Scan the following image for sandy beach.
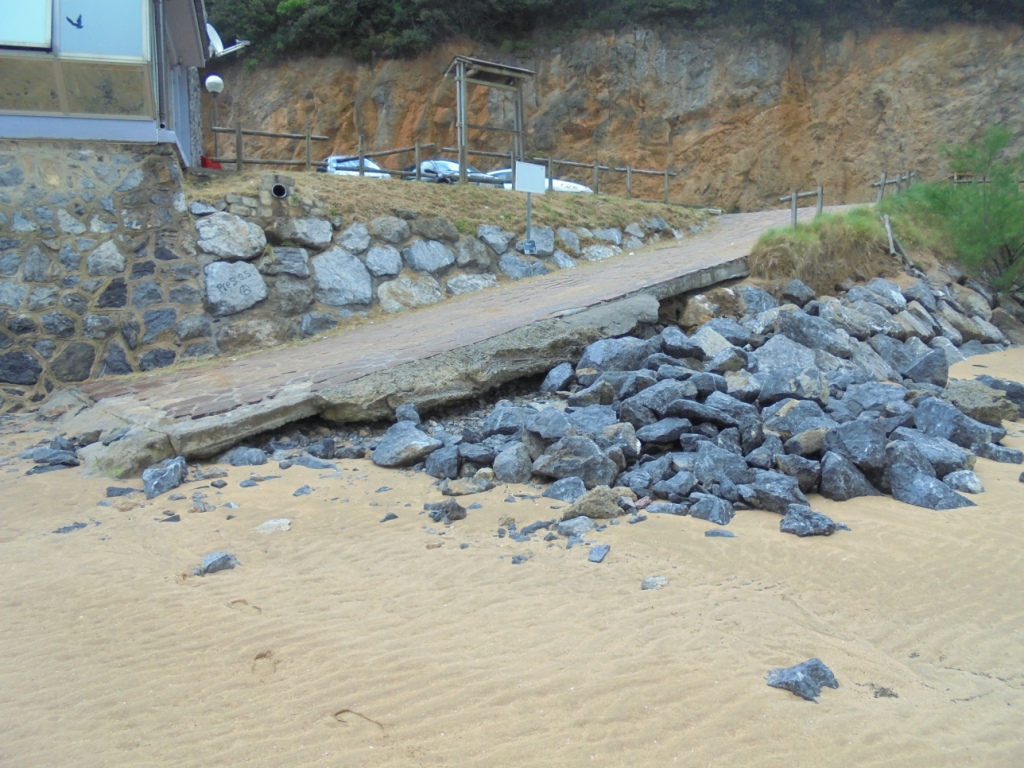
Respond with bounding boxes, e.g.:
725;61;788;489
0;350;1022;767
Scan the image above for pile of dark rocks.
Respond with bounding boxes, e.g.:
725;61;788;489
346;274;1024;535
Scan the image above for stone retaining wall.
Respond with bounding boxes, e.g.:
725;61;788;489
0;141;686;412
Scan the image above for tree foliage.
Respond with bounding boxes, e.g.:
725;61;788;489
883;127;1024;292
206;0;1024;61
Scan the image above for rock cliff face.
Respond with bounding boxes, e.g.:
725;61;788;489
210;23;1024;211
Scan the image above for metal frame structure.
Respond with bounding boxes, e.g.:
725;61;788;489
443;55;534;184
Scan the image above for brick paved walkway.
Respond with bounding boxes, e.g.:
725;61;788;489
79;207;821;428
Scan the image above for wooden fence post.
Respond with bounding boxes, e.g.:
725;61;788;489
790;190;798;228
663;167;670;204
593;161;600;195
816;185;824;217
235;121;244;172
626;164;633;199
876;171;887;204
414;142;421;181
304;123;312;172
358;136;365;177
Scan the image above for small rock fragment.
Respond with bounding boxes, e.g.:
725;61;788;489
198;551;241;575
641;576;668;590
254;518;291;533
766;658;839;702
588;544;610;563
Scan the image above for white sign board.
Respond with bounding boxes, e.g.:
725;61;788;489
514;161;547;194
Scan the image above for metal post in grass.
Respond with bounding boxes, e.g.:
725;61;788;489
235;121;243;172
664;167;670;204
790;190;798;228
414;142;421;181
816;185;824;217
304;123;312;172
593;160;600;195
358;136;365;177
626;164;633;199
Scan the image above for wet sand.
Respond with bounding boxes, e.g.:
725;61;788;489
0;350;1022;767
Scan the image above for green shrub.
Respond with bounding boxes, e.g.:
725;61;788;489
880;126;1024;292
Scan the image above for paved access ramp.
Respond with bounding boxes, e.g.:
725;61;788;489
64;207;820;476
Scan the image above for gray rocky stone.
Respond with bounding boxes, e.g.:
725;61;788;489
766;658;838;702
914;397;1005;449
780;279;815;306
269;277;314;316
780;505;842;536
369;216;410;244
454;236;491;268
494;443;534;484
222;446;268;466
562;485;634;520
580;244;620;262
143;456;188;499
300;311;337;338
411;216;459;242
260;246;310;277
689;494;735;525
557;227;580;256
339;222;371;253
477;224;515;254
446;273;498;295
943;470;984;494
86;241;126;276
204;261;268;316
140;349;176;371
593;227;623;245
142;308;177;343
0;351;43;384
972;442;1024;464
540;362;575;393
425;444;460;480
775;308;851;358
517;225;555;257
819;451;882;501
313;248;373;305
890;427;976;478
865;278;908;312
196;212;267;259
902;348;949;387
532;436;618;489
266;217;331;250
944;378;1020;425
499;252;548;279
822;420;888;474
775;454;821;494
544;476;588;503
371;421;443;467
557;515;597;537
378;273;443;313
360;244;404;278
891;470;976;509
403;239;455;273
49;342;95;382
199;551;241;575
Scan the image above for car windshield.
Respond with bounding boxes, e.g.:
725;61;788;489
430;160;483;174
330;157;382;171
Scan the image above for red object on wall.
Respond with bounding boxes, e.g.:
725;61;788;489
200;155;223;170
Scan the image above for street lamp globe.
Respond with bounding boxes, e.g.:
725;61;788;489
204;74;224;94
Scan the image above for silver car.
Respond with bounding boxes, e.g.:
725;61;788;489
321;156;392;179
486;168;593;194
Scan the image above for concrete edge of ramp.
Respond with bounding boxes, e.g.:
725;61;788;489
62;292;662;478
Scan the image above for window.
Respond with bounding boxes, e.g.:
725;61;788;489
0;0;52;49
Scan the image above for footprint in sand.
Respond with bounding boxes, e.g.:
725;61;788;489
251;650;277;679
228;598;262;615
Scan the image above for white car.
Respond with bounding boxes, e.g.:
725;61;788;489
321;156;392;179
486;168;593;194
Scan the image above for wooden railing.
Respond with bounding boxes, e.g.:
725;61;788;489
207;124;689;203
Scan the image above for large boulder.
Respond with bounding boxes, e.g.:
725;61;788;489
196;212;267;260
914;397;1006;449
890;471;976;510
532;436;619;489
371;422;443;467
265;217;332;250
403;239;455;273
377;273;443;313
312;248;373;306
819;451;882;501
204;261;268;316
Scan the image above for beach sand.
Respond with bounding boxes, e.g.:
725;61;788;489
0;350;1022;767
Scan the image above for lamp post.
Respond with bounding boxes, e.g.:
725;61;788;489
204;74;224;158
